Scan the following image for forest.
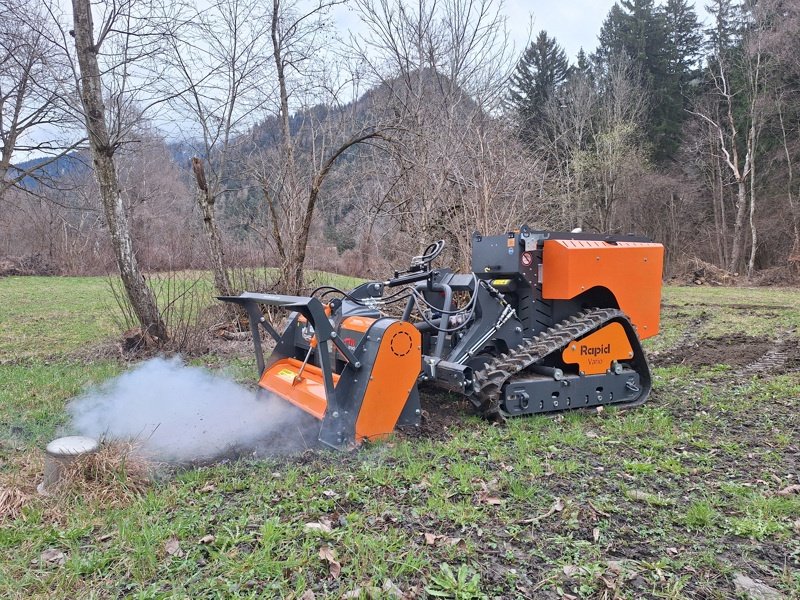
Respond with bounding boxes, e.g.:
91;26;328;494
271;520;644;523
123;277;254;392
2;0;800;332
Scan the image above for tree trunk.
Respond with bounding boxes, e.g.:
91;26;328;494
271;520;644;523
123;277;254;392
191;157;231;296
747;194;757;275
778;100;800;263
71;0;167;341
708;131;725;267
0;131;18;206
729;179;748;275
747;127;758;276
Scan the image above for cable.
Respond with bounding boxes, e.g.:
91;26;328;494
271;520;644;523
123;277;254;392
375;286;416;303
312;284;415;308
409;273;480;315
409;274;480;333
411;293;476;333
410;239;445;268
311;285;367;305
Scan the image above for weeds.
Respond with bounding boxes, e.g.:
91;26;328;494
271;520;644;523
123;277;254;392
0;441;152;527
426;563;486;599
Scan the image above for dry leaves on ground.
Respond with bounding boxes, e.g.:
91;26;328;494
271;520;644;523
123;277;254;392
164;537;183;557
776;484;800;496
319;545;341;579
39;548;66;567
304;517;333;533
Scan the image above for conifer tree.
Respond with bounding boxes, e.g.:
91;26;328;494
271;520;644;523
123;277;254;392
594;0;701;162
508;30;571;145
705;0;744;55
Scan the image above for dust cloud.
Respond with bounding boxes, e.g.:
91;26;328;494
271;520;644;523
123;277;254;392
66;357;319;463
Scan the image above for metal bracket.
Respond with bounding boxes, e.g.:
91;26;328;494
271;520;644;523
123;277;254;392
520;230;550;251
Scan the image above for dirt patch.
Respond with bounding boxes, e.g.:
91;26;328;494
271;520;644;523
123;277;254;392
786;352;800;372
653;334;774;368
395;389;474;442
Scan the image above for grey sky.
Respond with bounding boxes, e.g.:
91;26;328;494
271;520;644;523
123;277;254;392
504;1;713;60
335;1;713;62
21;0;714;161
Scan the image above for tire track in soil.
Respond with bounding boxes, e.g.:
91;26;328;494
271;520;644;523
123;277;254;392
739;330;798;376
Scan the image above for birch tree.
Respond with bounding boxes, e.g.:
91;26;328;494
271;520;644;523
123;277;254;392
70;0;167;341
245;0;393;294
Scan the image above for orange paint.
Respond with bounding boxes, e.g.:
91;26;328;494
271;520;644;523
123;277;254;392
561;322;633;375
355;321;421;442
258;358;339;419
542;240;663;339
340;316;376;333
258;321;421;444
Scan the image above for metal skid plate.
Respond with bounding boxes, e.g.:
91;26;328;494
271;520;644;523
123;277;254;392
501;369;642;416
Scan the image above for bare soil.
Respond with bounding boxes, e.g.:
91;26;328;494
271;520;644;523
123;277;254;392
653;333;775;368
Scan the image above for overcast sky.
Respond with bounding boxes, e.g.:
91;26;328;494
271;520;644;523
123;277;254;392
335;0;713;62
20;0;715;161
519;1;713;60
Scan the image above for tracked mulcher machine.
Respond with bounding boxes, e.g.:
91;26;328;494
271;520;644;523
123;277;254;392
221;226;663;450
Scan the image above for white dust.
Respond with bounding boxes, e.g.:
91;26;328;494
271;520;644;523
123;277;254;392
66;357;315;463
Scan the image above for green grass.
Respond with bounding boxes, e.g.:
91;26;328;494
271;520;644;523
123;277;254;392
0;271;363;361
0;276;119;360
0;361;122;461
1;279;799;598
657;285;800;339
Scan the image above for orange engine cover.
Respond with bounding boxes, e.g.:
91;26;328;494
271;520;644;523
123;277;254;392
541;239;663;339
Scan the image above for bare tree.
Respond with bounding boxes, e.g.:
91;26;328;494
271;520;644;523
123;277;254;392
241;0;394;294
0;0;79;206
690;60;751;274
689;7;769;278
345;0;539;270
538;69;597;230
70;0;167;340
539;53;649;234
761;0;800;268
161;0;275;296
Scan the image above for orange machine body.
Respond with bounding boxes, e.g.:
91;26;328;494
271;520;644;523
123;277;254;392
353;321;421;442
259;358;338;420
259;320;421;444
541;240;664;339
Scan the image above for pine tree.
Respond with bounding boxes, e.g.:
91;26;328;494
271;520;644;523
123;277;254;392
705;0;744;56
663;0;703;78
593;0;701;162
573;48;594;84
658;0;703;158
508;30;571;144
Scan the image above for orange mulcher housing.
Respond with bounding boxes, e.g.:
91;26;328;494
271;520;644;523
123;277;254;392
221;226;664;450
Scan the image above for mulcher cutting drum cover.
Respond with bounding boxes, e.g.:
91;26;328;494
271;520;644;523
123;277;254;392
221;226;664;450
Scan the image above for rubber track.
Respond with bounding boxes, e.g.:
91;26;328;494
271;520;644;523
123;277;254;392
471;308;628;417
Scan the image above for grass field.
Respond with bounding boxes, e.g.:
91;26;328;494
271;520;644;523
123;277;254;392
0;276;799;599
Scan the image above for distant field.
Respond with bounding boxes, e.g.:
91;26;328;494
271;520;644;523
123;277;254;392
0;270;363;361
0;276;798;598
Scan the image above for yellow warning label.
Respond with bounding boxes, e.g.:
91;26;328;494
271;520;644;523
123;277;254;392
276;368;295;382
